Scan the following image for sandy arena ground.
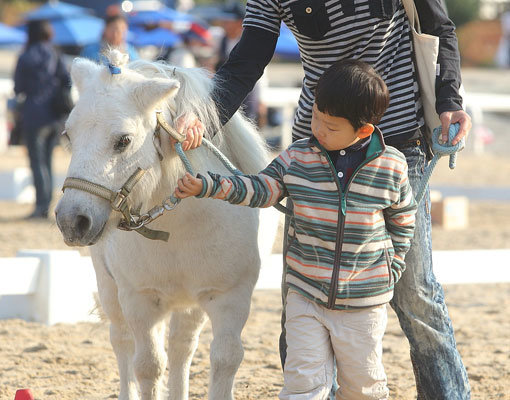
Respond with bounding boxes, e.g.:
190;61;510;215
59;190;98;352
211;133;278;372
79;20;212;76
0;142;509;399
1;36;510;398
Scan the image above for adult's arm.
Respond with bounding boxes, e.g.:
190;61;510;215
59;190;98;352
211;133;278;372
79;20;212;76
212;26;278;126
415;0;463;115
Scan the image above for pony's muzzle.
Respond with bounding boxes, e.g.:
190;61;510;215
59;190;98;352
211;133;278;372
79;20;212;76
55;202;107;246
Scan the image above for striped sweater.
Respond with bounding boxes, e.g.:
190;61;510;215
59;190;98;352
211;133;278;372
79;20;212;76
198;129;417;309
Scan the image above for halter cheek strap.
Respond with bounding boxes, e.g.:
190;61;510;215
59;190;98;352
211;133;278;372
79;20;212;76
155;111;187;143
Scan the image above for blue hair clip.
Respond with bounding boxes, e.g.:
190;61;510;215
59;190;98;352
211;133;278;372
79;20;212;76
108;63;121;75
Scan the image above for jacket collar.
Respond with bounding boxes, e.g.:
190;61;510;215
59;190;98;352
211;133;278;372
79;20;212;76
307;126;386;159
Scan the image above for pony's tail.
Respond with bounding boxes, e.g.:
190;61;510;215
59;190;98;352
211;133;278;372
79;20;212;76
220;112;270;174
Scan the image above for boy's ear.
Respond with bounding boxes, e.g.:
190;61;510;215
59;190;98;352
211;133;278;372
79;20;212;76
357;123;374;139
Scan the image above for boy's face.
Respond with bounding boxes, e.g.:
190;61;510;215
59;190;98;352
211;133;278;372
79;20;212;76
311;104;361;151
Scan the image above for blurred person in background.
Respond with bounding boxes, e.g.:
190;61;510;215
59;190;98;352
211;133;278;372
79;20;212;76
13;19;71;219
161;22;216;70
215;2;267;128
80;14;138;63
495;9;510;68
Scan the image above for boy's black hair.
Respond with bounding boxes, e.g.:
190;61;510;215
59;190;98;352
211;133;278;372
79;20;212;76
315;59;390;130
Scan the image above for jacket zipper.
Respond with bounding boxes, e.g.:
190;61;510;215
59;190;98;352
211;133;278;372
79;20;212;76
321;151;346;309
322;147;382;309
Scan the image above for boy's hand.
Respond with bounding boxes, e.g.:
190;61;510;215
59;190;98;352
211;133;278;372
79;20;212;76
174;172;203;198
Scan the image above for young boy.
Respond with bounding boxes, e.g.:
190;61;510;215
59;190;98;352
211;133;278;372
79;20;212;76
175;59;417;400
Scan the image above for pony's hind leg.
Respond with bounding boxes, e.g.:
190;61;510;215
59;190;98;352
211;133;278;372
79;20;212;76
120;290;168;400
200;285;254;400
93;259;138;400
167;308;208;399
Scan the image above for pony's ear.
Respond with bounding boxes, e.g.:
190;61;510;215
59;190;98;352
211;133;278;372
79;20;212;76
132;78;181;111
71;57;101;92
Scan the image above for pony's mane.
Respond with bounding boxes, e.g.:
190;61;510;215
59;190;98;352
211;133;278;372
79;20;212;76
126;58;223;143
100;50;268;179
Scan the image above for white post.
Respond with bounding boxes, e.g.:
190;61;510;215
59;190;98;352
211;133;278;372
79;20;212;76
15;250;98;325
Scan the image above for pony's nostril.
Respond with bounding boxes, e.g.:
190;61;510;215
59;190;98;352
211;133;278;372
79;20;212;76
75;214;91;238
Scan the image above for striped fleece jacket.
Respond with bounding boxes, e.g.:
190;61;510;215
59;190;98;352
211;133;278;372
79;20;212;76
197;129;417;310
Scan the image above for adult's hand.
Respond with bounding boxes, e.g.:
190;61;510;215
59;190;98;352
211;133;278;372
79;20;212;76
174;113;205;151
439;110;472;146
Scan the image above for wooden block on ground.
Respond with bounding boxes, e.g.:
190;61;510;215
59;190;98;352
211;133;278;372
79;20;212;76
431;196;469;230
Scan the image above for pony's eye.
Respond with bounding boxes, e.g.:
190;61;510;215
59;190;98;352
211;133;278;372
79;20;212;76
114;135;131;152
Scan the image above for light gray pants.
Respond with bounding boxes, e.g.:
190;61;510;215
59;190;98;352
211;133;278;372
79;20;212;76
279;291;389;400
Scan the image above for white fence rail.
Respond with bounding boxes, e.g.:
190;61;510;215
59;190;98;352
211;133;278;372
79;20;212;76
1;248;509;325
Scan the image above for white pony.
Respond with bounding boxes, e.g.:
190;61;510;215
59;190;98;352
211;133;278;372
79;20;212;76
55;50;269;400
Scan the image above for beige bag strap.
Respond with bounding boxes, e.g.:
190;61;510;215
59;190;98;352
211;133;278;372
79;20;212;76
401;0;421;33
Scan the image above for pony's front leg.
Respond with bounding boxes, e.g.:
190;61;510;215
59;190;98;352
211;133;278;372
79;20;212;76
93;258;138;400
200;285;254;400
167;308;208;399
120;290;168;400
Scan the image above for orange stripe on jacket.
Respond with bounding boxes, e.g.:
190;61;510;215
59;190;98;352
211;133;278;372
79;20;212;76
365;163;403;174
287;255;333;271
294;211;337;223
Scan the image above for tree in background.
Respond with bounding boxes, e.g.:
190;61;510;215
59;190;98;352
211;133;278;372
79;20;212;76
445;0;480;28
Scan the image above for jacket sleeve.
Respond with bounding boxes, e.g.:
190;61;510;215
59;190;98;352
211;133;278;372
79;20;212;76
56;56;71;87
196;150;289;207
383;163;417;283
415;0;463;114
212;26;278;125
13;56;28;95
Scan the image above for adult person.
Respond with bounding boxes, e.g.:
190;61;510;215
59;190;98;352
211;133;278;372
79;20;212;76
14;19;71;219
178;1;472;398
161;22;216;70
80;14;138;63
215;2;267;128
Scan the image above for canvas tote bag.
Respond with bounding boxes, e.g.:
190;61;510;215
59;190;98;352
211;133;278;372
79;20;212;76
401;0;441;140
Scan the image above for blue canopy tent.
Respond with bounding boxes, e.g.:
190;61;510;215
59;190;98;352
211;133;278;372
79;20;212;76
50;15;104;46
128;26;181;48
20;2;103;47
127;7;207;48
275;24;300;60
0;23;26;46
24;1;93;21
128;7;193;26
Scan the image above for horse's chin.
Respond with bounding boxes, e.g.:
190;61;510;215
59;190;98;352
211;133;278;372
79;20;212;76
62;220;107;247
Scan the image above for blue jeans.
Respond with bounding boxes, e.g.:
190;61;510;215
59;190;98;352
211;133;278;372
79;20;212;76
24;121;60;214
279;143;470;399
389;143;470;399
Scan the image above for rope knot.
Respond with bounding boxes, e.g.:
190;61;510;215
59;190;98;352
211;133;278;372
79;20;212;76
431;123;464;169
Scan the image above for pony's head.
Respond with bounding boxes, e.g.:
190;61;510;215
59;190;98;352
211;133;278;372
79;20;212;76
55;50;219;246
